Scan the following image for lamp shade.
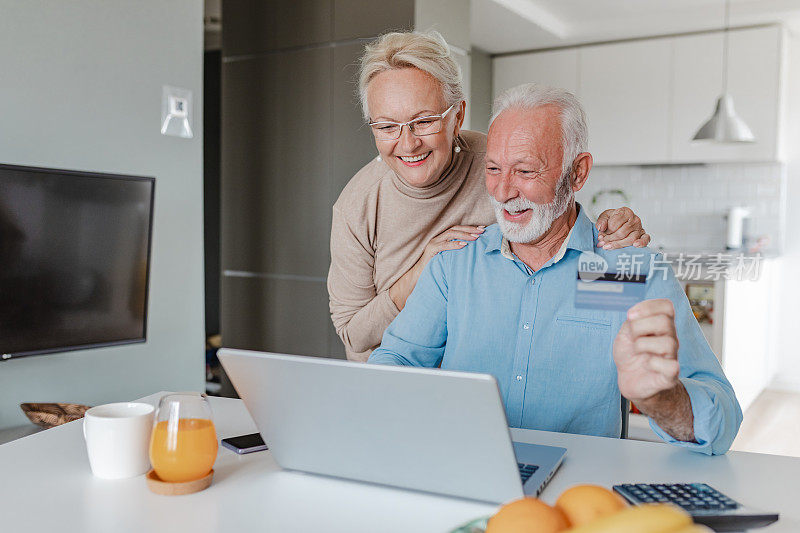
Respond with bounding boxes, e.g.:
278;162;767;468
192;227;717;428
692;94;755;143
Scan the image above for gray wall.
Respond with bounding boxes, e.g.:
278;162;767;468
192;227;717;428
221;0;414;358
470;47;493;133
416;0;472;128
0;1;206;429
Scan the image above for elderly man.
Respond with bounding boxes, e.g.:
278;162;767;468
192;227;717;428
368;84;742;455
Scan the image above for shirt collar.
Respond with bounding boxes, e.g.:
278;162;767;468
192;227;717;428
488;203;595;265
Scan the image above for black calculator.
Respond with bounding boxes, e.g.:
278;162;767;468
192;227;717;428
613;483;779;531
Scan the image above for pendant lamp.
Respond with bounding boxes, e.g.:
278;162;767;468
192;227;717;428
692;0;755;143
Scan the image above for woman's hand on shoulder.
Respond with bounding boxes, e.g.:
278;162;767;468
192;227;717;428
596;207;651;250
389;225;485;311
418;225;486;265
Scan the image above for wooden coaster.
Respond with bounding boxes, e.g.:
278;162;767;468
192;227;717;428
146;469;214;495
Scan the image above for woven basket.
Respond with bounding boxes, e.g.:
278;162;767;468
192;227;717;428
20;403;91;429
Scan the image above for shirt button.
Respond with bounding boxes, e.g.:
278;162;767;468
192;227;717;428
523;323;530;329
516;375;523;381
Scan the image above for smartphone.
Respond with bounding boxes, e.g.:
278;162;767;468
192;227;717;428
221;432;269;454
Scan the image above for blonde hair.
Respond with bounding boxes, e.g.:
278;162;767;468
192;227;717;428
358;30;464;120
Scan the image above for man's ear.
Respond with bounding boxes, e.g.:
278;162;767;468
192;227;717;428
571;152;593;192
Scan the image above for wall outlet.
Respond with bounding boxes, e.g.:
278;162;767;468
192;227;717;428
161;86;193;138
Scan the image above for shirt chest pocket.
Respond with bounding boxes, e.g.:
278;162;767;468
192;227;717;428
552;315;614;363
549;315;618;427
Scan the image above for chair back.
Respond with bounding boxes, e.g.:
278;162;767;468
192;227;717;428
620;396;630;439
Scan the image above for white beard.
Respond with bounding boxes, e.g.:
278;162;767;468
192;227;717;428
489;173;574;243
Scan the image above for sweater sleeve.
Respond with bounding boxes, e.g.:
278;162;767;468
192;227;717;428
327;205;400;361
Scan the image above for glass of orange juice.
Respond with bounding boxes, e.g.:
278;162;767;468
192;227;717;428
149;393;218;483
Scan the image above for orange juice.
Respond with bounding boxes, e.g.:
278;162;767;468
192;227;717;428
149;418;218;482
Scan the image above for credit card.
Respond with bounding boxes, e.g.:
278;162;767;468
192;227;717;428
575;272;647;312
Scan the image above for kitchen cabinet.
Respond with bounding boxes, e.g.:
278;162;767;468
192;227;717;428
491;25;784;165
671;26;782;163
629;259;775;443
577;38;672;165
493;48;578;98
718;259;776;413
678;259;776;414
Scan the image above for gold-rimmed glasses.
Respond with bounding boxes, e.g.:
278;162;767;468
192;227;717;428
368;103;457;141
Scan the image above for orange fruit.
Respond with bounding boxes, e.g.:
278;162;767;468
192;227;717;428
554;484;628;527
486;497;570;533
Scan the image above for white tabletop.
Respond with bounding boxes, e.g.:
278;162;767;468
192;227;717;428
1;392;797;532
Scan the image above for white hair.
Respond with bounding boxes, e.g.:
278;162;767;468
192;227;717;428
357;30;464;120
490;83;588;176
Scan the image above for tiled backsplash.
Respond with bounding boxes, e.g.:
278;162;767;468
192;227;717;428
576;163;785;252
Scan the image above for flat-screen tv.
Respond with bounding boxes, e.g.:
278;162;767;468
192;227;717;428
0;163;154;360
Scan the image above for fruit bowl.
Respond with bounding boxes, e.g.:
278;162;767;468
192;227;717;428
449;516;489;532
20;402;91;429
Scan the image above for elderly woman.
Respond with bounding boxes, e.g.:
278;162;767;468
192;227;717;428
328;31;649;362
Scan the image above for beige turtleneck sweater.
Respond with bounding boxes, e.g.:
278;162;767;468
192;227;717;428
328;131;496;361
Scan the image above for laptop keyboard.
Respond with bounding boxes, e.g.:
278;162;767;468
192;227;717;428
518;462;539;484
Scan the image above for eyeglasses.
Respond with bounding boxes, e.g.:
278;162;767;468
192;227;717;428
368;103;457;141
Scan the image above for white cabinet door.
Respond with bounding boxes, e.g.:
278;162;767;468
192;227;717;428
721;260;775;413
578;38;672;165
671;26;781;163
493;49;578;99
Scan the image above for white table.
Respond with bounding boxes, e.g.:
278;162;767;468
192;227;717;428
1;392;797;532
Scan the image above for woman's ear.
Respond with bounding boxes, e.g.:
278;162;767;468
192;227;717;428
453;100;467;135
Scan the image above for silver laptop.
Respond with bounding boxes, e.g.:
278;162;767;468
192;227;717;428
218;349;566;504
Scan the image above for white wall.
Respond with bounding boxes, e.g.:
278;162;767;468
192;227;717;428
576;163;784;253
771;30;800;391
0;0;205;428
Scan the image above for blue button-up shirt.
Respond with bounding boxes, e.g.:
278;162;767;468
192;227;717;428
369;207;742;455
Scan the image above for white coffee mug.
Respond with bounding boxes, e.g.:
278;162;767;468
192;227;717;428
83;402;155;479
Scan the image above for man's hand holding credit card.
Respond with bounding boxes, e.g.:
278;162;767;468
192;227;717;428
575;251;694;440
613;299;681;402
